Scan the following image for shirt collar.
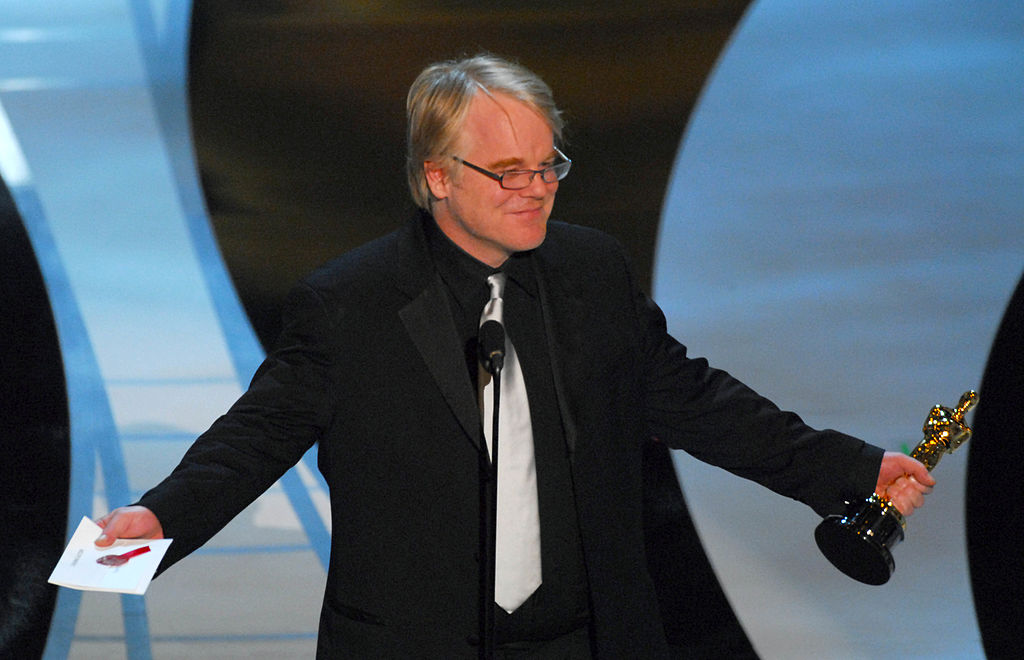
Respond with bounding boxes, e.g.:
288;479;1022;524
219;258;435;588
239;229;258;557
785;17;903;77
423;213;538;304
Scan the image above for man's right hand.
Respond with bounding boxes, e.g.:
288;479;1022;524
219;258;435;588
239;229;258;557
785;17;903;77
94;506;164;547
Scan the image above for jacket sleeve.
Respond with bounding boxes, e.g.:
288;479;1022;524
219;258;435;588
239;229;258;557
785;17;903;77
137;280;337;571
632;276;882;517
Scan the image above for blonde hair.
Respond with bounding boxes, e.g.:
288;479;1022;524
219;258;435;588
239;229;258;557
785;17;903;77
405;54;564;210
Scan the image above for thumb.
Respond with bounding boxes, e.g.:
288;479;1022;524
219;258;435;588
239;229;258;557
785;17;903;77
901;454;935;487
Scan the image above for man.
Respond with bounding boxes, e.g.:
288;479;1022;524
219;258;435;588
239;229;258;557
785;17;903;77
97;54;933;658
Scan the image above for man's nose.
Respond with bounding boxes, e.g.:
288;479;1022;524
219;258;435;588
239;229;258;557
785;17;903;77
523;171;556;197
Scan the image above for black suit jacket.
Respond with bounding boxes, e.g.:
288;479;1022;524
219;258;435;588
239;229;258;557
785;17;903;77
139;215;882;658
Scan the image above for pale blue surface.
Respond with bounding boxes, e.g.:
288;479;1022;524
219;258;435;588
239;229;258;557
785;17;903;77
0;1;328;657
655;1;1022;657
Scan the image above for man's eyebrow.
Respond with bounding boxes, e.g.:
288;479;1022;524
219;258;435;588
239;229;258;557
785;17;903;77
487;158;523;170
487;151;558;170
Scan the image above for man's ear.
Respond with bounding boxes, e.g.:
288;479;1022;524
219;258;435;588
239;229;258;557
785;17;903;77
424;160;450;201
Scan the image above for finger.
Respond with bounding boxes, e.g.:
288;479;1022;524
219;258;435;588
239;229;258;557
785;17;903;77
890;480;929;514
898;475;933;496
887;475;912;496
94;510;124;528
905;459;936;486
905;474;934;494
903;487;925;510
95;509;138;545
95;512;123;546
891;492;918;516
891;479;925;502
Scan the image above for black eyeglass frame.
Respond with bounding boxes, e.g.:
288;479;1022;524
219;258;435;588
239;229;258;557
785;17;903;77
451;147;572;190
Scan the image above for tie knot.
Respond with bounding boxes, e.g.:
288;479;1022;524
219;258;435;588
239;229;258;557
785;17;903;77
480;273;506;327
487;272;506;301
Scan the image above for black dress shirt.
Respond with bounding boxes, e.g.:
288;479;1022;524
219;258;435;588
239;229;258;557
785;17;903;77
424;217;591;649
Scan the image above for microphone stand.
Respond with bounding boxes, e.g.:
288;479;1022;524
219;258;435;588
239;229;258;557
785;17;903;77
479;362;500;660
477;319;504;660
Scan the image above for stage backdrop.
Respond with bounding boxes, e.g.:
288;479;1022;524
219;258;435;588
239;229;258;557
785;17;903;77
655;1;1023;658
1;0;1020;657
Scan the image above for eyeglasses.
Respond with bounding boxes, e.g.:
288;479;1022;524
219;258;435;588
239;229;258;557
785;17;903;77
451;147;572;190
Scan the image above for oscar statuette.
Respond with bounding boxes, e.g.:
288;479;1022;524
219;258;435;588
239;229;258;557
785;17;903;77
814;390;978;585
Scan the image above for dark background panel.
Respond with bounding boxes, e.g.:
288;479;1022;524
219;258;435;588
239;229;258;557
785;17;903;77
188;1;750;342
187;1;756;655
967;271;1024;660
0;179;69;659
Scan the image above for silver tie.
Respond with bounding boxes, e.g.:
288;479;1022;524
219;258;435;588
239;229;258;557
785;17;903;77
480;272;542;613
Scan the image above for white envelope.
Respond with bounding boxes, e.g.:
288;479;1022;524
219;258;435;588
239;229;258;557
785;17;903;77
48;516;172;595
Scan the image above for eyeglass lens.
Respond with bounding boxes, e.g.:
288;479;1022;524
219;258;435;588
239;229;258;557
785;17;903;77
501;161;571;189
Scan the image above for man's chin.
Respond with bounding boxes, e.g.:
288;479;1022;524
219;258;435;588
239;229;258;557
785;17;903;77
515;225;548;253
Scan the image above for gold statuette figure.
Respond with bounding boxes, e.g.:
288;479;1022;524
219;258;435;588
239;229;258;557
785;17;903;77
814;390;978;584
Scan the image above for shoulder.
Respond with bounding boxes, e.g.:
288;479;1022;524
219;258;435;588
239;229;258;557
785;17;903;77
532;221;646;331
543;220;625;256
538;220;634;281
302;229;401;294
276;225;408;335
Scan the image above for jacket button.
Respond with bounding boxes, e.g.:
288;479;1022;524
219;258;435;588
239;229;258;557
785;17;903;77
466;634;480;647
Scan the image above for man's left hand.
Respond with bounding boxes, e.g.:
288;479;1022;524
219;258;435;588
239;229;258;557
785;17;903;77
875;451;935;515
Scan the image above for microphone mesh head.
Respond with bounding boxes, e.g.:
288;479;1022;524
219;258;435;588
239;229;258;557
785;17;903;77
479;319;505;373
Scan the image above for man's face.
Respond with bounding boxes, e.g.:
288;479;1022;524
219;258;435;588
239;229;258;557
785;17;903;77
426;92;559;268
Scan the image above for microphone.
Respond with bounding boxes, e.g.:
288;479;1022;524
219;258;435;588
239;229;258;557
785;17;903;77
478;319;505;375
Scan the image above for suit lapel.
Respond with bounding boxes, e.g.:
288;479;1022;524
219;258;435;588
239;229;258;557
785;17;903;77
532;253;586;458
394;216;482;450
399;278;482;449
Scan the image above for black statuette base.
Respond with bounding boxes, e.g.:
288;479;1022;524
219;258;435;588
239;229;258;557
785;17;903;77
814;503;905;586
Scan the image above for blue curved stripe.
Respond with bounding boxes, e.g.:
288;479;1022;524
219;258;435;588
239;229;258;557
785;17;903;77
128;0;332;573
13;185;150;659
0;1;330;657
